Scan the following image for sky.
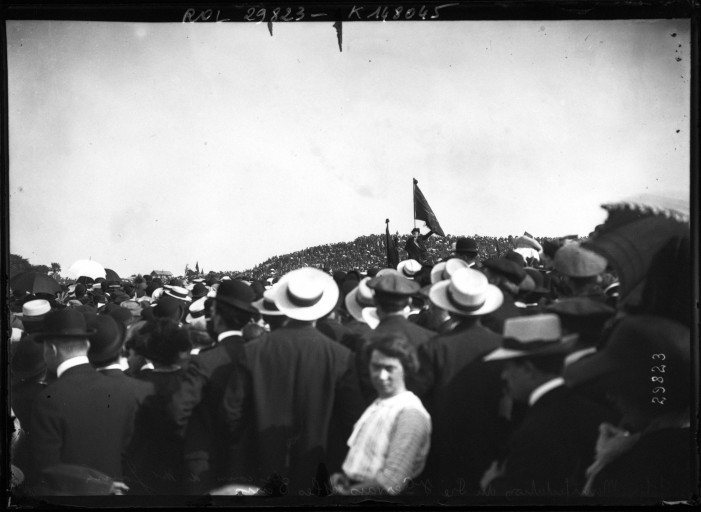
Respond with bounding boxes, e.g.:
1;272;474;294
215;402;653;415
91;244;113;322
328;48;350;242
7;18;691;277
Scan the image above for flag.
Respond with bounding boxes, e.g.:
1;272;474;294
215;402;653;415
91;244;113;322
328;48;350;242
385;219;399;269
195;261;199;273
413;178;445;237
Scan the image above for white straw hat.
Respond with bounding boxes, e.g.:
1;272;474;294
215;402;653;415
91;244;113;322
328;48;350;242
429;267;503;317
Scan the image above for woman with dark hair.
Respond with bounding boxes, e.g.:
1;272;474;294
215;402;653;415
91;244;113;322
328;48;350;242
331;333;431;496
126;319;192;495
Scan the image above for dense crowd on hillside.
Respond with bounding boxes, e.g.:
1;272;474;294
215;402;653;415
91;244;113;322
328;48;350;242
242;233;558;281
7;197;694;505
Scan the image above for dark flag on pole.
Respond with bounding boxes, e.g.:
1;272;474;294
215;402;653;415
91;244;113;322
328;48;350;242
413;178;446;237
385;219;399;269
195;261;199;274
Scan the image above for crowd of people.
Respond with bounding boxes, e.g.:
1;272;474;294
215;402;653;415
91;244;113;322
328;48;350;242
7;198;694;504
241;233;546;281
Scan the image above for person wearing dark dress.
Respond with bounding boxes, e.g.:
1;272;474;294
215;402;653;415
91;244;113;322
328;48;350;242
128;319;192;495
405;228;434;265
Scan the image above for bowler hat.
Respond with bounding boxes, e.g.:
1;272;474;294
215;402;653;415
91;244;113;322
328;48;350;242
214;280;258;314
86;314;125;365
191;282;209;300
34;309;96;342
454;237;479;254
484;314;577;361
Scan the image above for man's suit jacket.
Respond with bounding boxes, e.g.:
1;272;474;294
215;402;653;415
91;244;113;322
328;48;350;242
29;363;143;481
417;322;507;494
491;385;613;495
221;323;365;494
167;333;247;484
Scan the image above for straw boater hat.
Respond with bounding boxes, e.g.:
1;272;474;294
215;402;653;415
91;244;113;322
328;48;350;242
16;299;51;320
430;258;470;284
186;296;208;326
483;314;578;361
164;285;192;302
271;267;339;321
345;277;376;323
252;286;286;317
397;259;422;280
429;267;504;317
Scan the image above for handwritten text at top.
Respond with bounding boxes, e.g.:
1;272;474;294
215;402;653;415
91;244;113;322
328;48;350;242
182;4;460;23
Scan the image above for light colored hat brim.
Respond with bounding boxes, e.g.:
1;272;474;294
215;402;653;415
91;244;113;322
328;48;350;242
429;280;504;317
484;335;579;361
361;307;380;329
345;286;374;323
252;297;286;317
272;271;339;321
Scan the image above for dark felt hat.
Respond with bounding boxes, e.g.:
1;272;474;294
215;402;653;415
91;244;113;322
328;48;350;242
191;282;209;300
86;314;125;365
505;250;526;268
34;308;96;342
566;315;689;386
11;335;46;381
455;237;479;254
152;294;186;320
482;258;527;285
214;280;258;314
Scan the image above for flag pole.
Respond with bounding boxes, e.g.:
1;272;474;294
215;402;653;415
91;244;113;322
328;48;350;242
413;178;417;230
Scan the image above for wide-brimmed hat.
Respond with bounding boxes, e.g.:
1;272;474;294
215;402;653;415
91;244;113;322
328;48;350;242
482;258;527;285
566;315;689;386
397;259;422;280
484;314;577;361
454;237;479;254
554;243;607;278
213;280;258;315
186;296;208;324
152;295;186;320
34;309;96;342
253;287;286;317
513;233;543;252
271;267;339;321
429;267;504;317
86;314;125;366
345;277;376;322
164;285;192;302
430;258;470;284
